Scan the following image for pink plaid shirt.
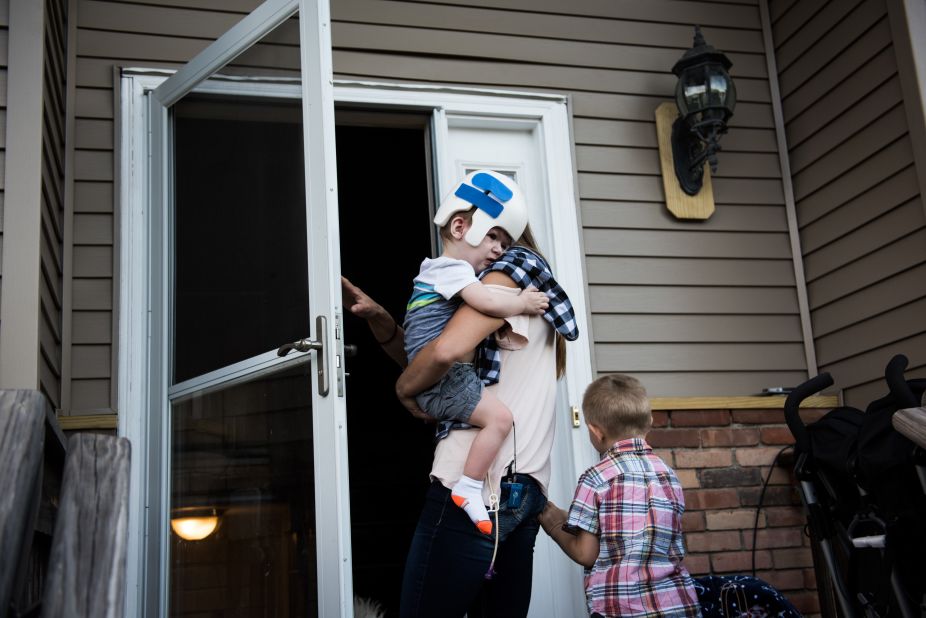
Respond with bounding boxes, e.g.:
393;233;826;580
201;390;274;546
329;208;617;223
566;438;700;617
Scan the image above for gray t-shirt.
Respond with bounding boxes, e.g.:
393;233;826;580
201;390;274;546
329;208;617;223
403;257;479;361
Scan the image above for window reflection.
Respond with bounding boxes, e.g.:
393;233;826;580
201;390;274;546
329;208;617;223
170;363;317;616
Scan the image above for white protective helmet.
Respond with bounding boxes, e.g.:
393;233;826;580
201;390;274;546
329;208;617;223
433;169;528;247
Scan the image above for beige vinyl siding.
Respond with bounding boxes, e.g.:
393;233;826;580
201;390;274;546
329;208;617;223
39;0;68;408
71;0;806;402
70;0;265;412
0;0;7;305
330;0;805;396
770;0;926;407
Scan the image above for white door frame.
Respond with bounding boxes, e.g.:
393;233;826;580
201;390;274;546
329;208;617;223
120;72;595;616
118;0;351;615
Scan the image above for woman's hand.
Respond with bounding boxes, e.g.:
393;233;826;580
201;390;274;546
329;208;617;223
395;382;432;422
342;276;384;320
341;276;407;367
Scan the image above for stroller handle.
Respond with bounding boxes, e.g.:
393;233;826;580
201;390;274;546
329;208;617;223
885;354;918;408
784;372;834;454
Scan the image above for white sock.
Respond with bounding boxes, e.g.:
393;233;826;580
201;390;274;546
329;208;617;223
451;475;492;534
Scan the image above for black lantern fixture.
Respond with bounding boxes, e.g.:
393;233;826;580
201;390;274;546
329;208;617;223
671;26;737;195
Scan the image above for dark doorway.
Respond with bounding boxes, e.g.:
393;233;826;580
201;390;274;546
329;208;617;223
336;111;437;617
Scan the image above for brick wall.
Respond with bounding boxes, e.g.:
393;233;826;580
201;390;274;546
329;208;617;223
649;407;827;616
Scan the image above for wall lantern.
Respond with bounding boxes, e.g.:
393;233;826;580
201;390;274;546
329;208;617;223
670;26;737;196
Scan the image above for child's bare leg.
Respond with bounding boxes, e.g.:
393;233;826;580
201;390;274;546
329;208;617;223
463;390;513;479
451;390;513;535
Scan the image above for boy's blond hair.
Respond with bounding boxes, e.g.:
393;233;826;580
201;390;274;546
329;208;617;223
582;374;652;438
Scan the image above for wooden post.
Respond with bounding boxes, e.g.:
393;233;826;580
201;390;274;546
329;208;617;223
42;433;131;618
894;407;926;449
0;390;48;614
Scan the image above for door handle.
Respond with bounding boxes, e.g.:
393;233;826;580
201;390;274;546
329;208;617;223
276;315;329;396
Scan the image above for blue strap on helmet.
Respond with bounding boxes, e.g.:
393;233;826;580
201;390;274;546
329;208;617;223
453;172;512;219
472;172;513;201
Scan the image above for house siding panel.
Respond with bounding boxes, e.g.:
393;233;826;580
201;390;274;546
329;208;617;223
770;0;926;407
38;0;68;408
71;0;805;403
0;0;7;304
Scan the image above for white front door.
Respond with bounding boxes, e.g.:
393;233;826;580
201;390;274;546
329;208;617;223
335;84;595;616
442;118;590;618
126;1;350;616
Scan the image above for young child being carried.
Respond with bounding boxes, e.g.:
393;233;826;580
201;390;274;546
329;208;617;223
403;170;548;535
539;374;701;617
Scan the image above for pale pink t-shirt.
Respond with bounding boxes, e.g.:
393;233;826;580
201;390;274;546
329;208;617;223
430;285;558;505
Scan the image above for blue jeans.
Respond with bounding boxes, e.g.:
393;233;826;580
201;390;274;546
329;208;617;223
400;476;547;618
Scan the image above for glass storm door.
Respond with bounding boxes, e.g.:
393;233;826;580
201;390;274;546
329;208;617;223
146;1;350;616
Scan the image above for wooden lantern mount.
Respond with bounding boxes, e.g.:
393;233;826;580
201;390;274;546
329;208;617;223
655;102;715;220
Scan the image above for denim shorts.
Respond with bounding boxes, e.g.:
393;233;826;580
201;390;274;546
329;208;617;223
415;362;483;423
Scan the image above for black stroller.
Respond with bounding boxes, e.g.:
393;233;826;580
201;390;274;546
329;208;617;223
784;354;926;617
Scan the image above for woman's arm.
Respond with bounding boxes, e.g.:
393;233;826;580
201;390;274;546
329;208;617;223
538;501;600;569
341;276;407;367
395;271;517;415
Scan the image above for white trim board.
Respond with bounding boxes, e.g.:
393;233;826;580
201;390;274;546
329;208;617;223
119;73;594;617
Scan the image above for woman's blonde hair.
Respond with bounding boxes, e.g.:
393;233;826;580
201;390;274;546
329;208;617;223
514;225;568;379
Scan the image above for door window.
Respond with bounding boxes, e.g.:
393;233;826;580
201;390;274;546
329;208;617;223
170;362;318;615
173;96;308;384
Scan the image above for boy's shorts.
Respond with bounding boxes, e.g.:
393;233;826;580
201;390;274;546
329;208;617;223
416;362;483;423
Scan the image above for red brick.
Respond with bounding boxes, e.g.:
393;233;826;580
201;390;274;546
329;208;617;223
647;428;701;448
739;485;800;507
682;510;705;532
772;547;814;569
755;569;805;591
787;590;821;615
732;409;784;424
700;428;759;447
675;468;700;489
701;467;761;488
743;527;804;549
671;410;731;427
674;448;732;468
684;488;740;510
765;506;806;527
758;465;793;486
652;448;674;467
711;549;772;573
651;411;669;427
735;446;787;467
803;568;817;590
684;553;710;575
685;530;742;552
706;509;764;530
760;426;796;445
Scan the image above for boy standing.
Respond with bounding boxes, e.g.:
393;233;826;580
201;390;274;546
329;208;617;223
539;374;701;617
404;169;548;535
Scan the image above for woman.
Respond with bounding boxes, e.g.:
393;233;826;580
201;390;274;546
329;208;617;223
343;191;577;618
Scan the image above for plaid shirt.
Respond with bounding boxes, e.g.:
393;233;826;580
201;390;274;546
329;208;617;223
475;246;579;384
566;438;701;617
